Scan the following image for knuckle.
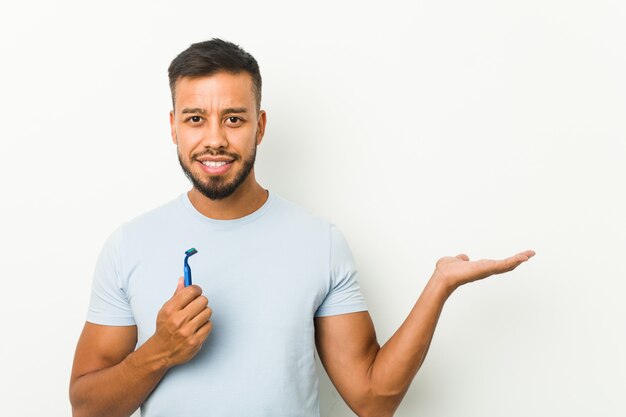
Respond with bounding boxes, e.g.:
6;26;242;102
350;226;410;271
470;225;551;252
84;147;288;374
202;320;213;335
160;305;172;316
170;315;185;329
178;326;192;339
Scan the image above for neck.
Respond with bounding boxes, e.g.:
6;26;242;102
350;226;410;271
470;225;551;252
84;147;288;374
187;171;268;220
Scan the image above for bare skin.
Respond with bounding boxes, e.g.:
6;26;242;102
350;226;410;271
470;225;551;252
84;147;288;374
70;72;268;417
315;251;535;417
69;71;535;417
70;278;212;417
170;73;268;220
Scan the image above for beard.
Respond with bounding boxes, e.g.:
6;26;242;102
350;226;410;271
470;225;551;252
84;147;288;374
178;144;257;201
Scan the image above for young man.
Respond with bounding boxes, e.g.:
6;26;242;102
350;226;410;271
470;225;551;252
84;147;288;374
69;39;534;417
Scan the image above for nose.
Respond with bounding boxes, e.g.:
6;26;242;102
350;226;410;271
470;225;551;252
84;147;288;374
201;119;229;150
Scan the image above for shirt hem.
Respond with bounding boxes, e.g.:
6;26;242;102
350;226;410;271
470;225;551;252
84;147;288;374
314;303;368;317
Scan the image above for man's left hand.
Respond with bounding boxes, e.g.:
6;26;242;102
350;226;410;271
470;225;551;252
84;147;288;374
433;250;536;295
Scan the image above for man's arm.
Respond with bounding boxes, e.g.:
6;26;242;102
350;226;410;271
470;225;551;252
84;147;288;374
69;278;213;417
314;250;535;417
69;323;166;417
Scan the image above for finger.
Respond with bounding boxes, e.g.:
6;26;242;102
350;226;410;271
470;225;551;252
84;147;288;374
455;254;470;261
505;251;536;267
436;256;457;267
174;276;184;294
170;285;203;310
194;319;213;344
518;250;536;259
189;307;213;332
184;295;210;320
489;253;532;274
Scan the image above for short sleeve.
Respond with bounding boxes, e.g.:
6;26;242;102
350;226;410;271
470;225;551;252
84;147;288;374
315;225;368;317
86;226;136;326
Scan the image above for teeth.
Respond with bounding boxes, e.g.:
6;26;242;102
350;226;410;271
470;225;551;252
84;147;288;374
202;161;228;168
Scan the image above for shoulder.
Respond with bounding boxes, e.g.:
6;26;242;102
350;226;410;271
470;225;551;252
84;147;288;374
126;194;184;227
117;194;184;235
269;193;333;232
98;193;181;235
97;195;187;256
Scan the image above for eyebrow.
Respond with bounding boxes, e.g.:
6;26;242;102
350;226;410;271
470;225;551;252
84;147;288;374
222;107;249;115
180;107;249;115
181;107;207;115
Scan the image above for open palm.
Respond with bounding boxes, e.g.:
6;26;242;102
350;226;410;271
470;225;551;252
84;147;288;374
435;250;536;291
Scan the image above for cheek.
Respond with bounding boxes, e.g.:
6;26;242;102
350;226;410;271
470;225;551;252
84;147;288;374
230;128;258;148
177;128;205;149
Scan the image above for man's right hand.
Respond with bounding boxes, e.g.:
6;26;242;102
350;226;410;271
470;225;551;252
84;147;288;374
149;276;213;368
70;277;213;417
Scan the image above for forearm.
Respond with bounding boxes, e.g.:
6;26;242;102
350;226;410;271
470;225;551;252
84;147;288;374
368;275;451;401
330;252;533;417
70;338;169;417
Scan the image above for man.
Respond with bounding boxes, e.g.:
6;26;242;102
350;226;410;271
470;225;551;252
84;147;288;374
69;39;534;417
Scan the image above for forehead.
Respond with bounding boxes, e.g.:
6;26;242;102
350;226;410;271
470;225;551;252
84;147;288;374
173;72;256;110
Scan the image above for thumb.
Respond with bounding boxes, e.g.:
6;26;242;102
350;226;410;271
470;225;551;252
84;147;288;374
174;276;184;294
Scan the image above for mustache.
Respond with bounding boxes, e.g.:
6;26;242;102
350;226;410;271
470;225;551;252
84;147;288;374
192;149;240;161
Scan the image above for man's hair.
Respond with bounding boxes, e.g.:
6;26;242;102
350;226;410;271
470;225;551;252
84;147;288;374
168;39;262;110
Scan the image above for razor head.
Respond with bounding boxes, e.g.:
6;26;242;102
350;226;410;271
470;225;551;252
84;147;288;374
185;248;198;256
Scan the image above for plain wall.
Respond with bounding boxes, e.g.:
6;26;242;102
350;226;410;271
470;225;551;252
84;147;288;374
1;1;624;416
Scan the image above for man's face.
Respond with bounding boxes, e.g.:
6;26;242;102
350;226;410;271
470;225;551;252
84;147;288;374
170;72;266;200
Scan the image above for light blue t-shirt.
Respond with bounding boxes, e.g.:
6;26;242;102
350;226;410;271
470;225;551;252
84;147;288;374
87;192;368;417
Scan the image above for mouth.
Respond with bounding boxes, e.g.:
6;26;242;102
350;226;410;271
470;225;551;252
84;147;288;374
196;158;234;175
201;160;230;168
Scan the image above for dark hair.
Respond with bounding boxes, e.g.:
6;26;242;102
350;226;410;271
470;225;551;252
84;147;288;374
168;39;262;110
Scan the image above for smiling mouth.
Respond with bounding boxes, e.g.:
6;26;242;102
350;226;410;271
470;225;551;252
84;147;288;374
201;161;230;168
196;158;234;176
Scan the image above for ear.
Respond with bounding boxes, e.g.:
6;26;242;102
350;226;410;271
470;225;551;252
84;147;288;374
169;110;177;145
256;110;267;146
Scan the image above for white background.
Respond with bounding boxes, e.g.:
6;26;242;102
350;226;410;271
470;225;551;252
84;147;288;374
1;1;624;416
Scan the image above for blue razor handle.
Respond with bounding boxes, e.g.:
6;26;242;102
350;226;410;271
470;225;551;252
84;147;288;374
184;248;198;287
184;263;192;287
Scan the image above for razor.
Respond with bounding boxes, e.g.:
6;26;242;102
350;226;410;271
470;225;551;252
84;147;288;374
184;248;198;287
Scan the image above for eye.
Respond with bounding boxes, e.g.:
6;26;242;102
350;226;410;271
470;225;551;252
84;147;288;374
225;116;244;126
190;116;202;123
